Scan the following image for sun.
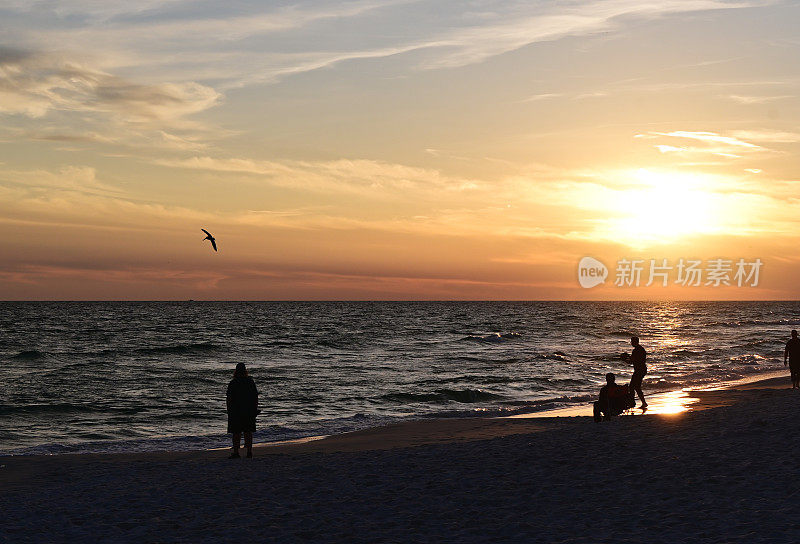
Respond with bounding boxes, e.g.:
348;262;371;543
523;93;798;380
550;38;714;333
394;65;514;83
605;169;722;246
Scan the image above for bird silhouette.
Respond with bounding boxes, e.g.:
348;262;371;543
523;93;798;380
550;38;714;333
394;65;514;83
201;229;217;252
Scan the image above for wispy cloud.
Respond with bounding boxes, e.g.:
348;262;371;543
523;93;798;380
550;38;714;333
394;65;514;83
640;130;772;160
0;0;765;89
0;264;229;291
651;131;761;148
0;46;224;150
520;93;563;103
0;48;219;120
574;92;609;99
0;166;123;196
0;0;776;154
726;94;793;104
1;1;411;45
156;155;483;194
416;0;760;70
518;91;610;103
730;130;800;143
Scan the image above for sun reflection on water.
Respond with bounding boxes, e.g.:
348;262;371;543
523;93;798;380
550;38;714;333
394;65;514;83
511;388;699;419
642;389;698;415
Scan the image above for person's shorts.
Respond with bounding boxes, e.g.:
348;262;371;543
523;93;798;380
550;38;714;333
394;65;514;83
630;368;646;388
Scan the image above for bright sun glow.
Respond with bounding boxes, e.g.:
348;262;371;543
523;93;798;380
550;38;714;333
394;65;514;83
607;169;723;246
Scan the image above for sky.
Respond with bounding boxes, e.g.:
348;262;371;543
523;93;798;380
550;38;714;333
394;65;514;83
1;0;799;300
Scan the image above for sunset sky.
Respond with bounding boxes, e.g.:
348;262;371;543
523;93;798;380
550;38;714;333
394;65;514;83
2;0;799;300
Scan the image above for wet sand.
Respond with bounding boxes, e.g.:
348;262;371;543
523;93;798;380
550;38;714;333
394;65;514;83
2;374;799;543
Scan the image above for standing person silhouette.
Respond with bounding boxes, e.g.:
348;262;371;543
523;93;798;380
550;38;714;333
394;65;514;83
784;330;800;389
226;362;259;458
628;336;648;408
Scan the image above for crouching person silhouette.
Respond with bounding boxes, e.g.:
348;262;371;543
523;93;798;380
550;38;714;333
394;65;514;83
593;373;634;422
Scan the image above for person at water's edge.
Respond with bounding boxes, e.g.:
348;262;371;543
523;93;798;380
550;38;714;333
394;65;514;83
226;362;259;458
628;336;647;408
784;329;800;389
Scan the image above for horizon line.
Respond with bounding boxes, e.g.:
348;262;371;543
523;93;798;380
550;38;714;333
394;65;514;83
2;299;798;303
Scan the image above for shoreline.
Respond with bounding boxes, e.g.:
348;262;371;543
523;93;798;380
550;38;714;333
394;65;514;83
0;368;790;460
1;370;791;466
245;370;792;455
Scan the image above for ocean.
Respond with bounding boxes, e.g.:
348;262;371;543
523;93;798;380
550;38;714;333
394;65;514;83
1;301;796;455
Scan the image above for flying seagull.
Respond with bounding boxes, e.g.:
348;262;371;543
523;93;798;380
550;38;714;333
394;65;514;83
201;229;217;252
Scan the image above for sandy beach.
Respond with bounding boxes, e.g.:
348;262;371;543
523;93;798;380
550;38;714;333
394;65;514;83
2;375;800;543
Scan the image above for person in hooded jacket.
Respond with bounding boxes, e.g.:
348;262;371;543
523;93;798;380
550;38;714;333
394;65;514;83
226;362;259;458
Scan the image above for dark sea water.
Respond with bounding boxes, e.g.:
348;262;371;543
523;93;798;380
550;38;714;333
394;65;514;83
1;301;797;455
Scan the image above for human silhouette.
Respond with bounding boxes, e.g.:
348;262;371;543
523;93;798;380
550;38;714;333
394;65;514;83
201;228;217;251
626;336;647;408
784;330;800;389
593;373;633;422
226;362;259;458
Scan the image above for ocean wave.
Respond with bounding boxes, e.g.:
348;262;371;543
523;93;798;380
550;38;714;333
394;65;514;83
642;378;685;389
317;339;342;348
426;393;597;419
383;389;504;404
135;342;219;355
420;375;517;386
715;318;800;328
670;349;701;357
265;340;300;347
739;339;780;348
460;332;522;343
11;349;45;360
609;330;635;337
598;352;627;361
531;377;589;387
532;352;569;361
729;354;767;365
0;403;103;415
491;357;523;365
315;334;369;349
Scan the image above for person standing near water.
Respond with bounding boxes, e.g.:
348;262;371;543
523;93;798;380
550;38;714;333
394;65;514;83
784;330;800;389
226;362;259;458
627;336;648;408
